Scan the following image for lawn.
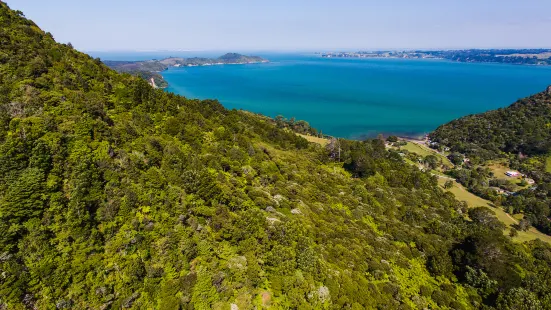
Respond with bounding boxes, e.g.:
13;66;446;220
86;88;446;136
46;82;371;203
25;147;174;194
487;161;519;179
437;178;491;208
400;142;453;167
297;134;330;146
546;155;551;173
437;178;551;244
486;160;532;190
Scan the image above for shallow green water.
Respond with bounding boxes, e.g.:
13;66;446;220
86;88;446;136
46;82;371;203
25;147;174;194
161;54;551;139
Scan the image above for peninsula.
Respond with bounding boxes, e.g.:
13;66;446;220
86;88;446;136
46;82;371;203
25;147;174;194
104;53;268;88
320;49;551;65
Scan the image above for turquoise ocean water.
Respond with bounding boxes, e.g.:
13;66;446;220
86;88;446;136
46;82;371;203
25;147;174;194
92;52;551;139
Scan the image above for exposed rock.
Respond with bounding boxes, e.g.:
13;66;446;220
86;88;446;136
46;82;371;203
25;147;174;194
547;85;551;95
266;206;276;212
266;217;280;224
228;256;247;270
178;214;186;223
261;291;271;307
318;286;330;303
108;146;116;158
95;286;107;296
122;292;140;308
144;221;154;231
231;304;239;310
291;208;302;215
212;271;226;292
242;165;254;175
99;301;113;310
0;252;12;262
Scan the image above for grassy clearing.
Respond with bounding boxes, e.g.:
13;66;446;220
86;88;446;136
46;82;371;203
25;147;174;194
486;160;532;190
401;142;453;168
487;161;519;179
436;178;551;244
401;142;433;157
297;134;330;146
437;178;491;208
546;155;551;173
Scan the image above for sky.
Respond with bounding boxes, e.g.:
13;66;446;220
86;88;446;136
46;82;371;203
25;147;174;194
7;0;551;52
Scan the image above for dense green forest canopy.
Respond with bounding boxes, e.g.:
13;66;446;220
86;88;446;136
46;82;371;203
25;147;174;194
1;2;551;309
430;87;551;236
430;88;551;160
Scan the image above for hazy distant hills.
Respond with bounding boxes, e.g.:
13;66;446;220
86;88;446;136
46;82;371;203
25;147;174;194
321;49;551;65
103;53;268;88
104;53;268;73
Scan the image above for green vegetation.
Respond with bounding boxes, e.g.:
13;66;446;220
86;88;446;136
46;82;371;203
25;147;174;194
431;86;551;236
105;54;267;72
132;71;168;88
545;155;551;173
401;141;453;168
296;134;330;146
437;178;490;208
430;87;551;160
401;142;433;157
104;53;268;88
437;178;551;244
1;3;551;309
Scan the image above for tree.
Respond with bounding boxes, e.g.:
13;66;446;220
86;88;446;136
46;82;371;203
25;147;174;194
518;219;531;231
448;152;465;165
468;207;505;230
464;266;497;298
496;288;542;310
444;180;454;189
275;115;285;128
424;155;439;170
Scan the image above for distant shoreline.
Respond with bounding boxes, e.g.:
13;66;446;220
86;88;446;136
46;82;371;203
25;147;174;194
318;49;551;66
167;60;268;68
104;53;269;88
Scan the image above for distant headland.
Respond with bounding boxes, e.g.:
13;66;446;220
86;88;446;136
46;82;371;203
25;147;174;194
104;53;268;88
319;49;551;66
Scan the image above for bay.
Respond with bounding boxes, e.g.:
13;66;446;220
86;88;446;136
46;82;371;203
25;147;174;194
102;52;551;139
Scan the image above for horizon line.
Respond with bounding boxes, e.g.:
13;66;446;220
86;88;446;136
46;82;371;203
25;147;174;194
84;47;551;53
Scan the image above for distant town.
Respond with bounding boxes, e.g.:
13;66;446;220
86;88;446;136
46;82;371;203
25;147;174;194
319;49;551;65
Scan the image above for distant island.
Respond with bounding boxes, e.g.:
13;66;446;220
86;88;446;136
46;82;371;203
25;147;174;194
104;53;268;88
320;49;551;65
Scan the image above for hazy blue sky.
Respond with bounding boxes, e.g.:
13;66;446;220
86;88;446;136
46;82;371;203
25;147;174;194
7;0;551;51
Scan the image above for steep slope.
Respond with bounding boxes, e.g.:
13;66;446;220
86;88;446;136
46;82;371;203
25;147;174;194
430;87;551;237
1;3;551;309
430;88;551;160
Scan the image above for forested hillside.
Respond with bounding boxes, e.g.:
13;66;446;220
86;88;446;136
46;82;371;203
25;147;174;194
430;88;551;235
430;87;551;160
1;2;551;309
